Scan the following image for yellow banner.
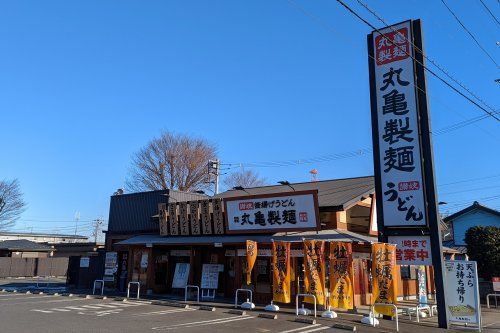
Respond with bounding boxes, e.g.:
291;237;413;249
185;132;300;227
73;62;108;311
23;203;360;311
245;240;257;285
272;241;291;303
329;241;354;310
372;243;398;317
303;240;326;305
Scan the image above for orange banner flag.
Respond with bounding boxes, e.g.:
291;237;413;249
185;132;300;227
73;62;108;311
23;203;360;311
329;241;354;310
371;243;398;317
245;240;257;285
272;241;291;303
303;240;326;305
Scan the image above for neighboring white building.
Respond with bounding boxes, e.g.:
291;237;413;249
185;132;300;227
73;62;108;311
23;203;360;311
0;232;88;244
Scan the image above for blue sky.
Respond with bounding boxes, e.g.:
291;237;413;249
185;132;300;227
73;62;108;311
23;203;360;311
0;0;498;238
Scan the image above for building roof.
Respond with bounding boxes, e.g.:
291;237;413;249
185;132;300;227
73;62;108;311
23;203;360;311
107;189;208;234
0;239;54;252
116;229;377;246
216;176;375;210
443;201;500;223
0;231;88;239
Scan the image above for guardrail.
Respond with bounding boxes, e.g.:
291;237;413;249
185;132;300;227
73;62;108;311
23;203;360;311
486;293;499;308
234;289;253;308
127;282;140;300
371;303;398;332
295;293;317;318
185;285;200;303
92;279;104;296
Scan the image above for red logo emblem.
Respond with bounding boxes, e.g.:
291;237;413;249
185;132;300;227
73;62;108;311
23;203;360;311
375;27;410;65
398;181;420;191
299;212;308;222
238;202;254;210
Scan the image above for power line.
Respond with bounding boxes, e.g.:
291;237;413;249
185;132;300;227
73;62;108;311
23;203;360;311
286;0;500;140
338;1;500;122
439;173;500;186
441;0;500;68
351;0;500;119
478;0;500;27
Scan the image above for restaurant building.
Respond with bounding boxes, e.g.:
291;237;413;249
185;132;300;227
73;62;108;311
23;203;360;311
104;176;440;306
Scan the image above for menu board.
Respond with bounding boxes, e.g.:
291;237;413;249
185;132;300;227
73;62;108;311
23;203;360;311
201;264;220;289
172;263;190;289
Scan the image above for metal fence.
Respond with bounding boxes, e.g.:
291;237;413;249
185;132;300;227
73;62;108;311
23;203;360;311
0;257;69;278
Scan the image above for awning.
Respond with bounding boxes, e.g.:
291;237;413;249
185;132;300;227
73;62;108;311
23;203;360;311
115;229;377;246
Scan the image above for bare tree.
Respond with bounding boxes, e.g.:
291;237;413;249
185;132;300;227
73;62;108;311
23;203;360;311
126;131;217;192
223;170;266;190
0;179;27;230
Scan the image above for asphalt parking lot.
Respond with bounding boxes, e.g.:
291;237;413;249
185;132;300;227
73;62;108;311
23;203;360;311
0;291;498;333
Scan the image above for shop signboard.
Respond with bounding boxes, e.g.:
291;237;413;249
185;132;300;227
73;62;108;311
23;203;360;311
444;260;481;327
200;200;212;235
368;20;449;327
189;201;201;235
172;263;190;289
224;191;319;234
388;235;432;266
168;203;179;235
159;203;168;235
213;198;224;234
201;264;220;289
179;202;189;235
369;20;426;227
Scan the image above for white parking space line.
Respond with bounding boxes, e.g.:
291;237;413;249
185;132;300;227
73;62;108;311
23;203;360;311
299;327;329;333
31;309;54;313
30;301;148;316
134;308;195;316
0;295;52;302
152;316;253;330
276;324;322;333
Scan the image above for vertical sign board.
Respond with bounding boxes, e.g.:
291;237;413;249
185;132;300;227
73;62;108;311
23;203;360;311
444;260;481;329
158;203;168;236
200;200;213;235
212;198;225;234
368;20;448;327
370;20;426;227
179;202;189;235
189;201;201;235
168;203;179;236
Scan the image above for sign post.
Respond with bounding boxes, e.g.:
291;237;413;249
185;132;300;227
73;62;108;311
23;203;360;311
368;19;449;328
444;260;481;330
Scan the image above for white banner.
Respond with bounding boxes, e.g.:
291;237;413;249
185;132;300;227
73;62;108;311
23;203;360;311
372;21;427;227
225;191;319;233
444;260;481;325
388;235;432;265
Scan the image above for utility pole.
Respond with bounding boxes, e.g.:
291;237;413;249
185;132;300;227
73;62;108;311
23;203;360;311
208;159;220;194
92;218;103;244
